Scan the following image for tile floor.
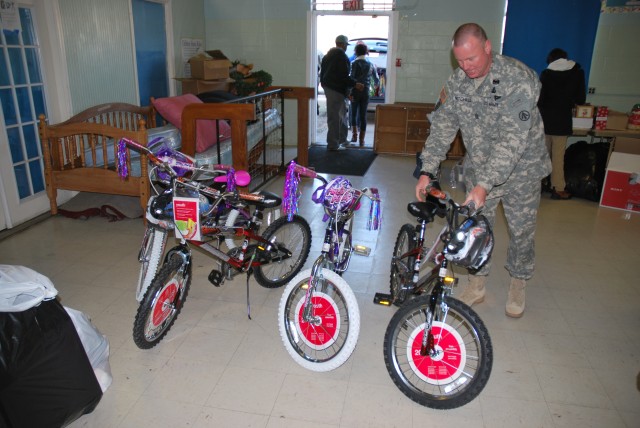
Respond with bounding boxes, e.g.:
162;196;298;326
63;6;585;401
1;155;639;427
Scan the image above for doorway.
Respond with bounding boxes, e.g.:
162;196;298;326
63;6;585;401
313;13;390;149
132;0;170;106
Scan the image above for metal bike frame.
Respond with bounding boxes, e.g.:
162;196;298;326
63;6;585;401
301;197;360;323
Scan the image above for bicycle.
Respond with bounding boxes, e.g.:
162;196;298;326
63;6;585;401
133;141;277;303
374;185;494;409
117;139;312;349
277;161;381;371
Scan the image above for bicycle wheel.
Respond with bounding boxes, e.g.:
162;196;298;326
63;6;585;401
132;250;192;349
383;293;493;409
254;215;311;288
278;268;360;372
136;225;168;302
389;224;417;306
223;208;247;250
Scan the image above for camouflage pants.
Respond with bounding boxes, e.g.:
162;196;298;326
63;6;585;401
475;179;541;280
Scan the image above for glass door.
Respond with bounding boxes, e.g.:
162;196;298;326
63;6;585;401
0;3;50;229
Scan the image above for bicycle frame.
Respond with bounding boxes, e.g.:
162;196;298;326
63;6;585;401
283;161;380;323
119;137;293;279
395;221;448;292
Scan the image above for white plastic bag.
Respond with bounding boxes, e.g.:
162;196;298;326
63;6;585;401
0;265;58;312
64;307;113;393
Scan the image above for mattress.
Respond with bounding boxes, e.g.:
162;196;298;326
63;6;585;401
84;108;282;177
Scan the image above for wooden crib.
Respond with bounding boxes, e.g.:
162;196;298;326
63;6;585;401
38;103;157;215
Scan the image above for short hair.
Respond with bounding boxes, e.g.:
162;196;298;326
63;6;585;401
546;48;568;64
355;43;368;56
452;23;488;47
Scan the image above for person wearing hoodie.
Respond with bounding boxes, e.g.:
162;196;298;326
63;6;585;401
537;48;586;200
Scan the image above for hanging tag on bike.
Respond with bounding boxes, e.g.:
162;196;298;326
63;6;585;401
173;196;201;241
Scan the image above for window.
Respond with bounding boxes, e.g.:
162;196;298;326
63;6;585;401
0;6;47;200
313;1;394;11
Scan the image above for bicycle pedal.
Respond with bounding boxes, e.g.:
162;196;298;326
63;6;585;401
373;292;392;306
208;269;225;287
353;244;371;256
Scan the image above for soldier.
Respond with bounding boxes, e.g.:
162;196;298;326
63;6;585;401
414;23;551;318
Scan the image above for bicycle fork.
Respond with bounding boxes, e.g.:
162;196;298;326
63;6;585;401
301;254;332;324
420;258;455;357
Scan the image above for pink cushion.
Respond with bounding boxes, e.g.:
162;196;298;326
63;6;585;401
153;94;231;153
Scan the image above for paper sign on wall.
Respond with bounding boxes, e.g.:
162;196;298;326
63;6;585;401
0;1;22;33
181;38;203;78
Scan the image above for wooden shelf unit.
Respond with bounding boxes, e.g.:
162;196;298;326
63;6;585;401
374;102;465;159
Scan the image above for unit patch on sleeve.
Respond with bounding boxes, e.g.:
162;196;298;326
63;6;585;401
434;86;448;111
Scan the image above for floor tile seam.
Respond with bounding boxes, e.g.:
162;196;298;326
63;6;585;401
272;373;349;424
530;361;617;410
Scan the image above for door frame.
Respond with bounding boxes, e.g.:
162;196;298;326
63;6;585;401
307;10;397;145
0;0;69;229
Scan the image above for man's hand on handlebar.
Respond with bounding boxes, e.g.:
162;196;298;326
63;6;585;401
464;185;487;209
415;175;431;201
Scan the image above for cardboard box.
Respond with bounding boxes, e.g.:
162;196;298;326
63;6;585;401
606;110;629;130
188;50;231;80
175;78;233;95
576;105;595;118
572;117;593;130
614;137;640;155
599;151;640;213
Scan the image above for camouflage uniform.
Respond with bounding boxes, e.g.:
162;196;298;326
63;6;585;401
420;53;551;279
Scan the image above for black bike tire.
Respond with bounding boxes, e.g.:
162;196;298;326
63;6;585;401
254;214;312;288
389;224;417;306
383;293;493;409
132;252;192;349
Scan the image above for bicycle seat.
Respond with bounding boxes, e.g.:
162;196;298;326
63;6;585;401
213;170;251;187
407;200;446;222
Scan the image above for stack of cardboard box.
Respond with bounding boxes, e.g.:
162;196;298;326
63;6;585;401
176;50;233;95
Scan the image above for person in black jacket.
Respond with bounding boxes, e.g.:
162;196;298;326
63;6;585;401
538;48;586;200
321;35;364;151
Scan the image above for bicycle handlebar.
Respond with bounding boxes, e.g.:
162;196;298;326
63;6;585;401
119;138;235;181
291;163;318;179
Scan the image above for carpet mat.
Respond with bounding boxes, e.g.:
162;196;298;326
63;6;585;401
307;146;377;176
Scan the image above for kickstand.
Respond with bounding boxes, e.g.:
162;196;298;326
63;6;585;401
246;271;252;320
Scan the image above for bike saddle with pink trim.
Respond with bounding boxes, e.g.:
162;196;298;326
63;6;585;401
213;170;251;187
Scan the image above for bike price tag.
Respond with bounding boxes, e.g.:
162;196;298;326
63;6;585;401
173;196;201;241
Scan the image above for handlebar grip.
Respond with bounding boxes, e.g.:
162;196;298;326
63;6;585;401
209;164;231;171
428;187;447;200
238;192;265;202
119;137;149;155
293;163;317;179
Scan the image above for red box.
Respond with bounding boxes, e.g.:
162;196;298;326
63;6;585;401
600;152;640;213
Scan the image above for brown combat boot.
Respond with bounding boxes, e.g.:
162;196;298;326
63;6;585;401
351;127;358;142
457;275;486;306
505;277;526;318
